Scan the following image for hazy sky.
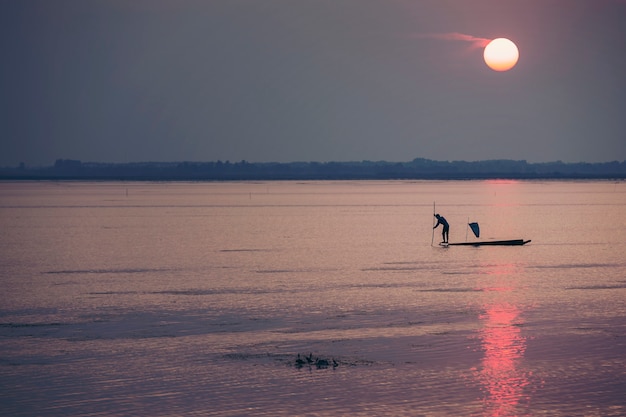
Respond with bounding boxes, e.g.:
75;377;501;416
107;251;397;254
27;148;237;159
1;0;625;166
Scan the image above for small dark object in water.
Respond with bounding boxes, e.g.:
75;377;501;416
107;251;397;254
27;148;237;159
294;353;338;370
295;354;306;368
315;358;330;369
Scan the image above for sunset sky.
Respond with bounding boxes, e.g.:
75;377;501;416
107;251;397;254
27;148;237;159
1;0;625;166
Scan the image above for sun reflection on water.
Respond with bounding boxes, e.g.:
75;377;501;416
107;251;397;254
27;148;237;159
471;261;531;416
476;302;530;416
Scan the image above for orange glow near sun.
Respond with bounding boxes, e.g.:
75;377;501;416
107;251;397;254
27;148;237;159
483;38;519;71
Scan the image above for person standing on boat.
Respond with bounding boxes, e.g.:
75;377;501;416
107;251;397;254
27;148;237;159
433;214;449;244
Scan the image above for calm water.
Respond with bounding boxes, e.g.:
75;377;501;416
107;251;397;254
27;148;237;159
1;180;625;416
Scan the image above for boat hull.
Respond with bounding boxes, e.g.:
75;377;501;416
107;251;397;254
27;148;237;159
445;239;531;246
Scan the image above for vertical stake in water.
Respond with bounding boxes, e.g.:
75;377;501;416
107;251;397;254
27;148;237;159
431;201;435;246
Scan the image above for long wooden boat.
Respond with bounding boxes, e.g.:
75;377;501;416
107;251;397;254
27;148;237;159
443;239;531;247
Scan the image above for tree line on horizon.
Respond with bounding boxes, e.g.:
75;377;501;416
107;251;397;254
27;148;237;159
1;158;625;180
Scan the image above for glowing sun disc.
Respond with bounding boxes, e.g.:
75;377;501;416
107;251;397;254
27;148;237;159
483;38;519;71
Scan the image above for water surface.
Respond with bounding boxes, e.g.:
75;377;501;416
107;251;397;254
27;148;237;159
1;180;625;416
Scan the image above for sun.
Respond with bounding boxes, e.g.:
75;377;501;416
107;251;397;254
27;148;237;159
483;38;519;71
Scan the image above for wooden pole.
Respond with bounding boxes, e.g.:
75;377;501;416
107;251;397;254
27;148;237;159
431;201;435;246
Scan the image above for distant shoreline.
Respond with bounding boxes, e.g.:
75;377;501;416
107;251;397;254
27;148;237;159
1;158;625;181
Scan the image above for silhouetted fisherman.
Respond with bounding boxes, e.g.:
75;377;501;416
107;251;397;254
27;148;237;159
433;214;449;244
